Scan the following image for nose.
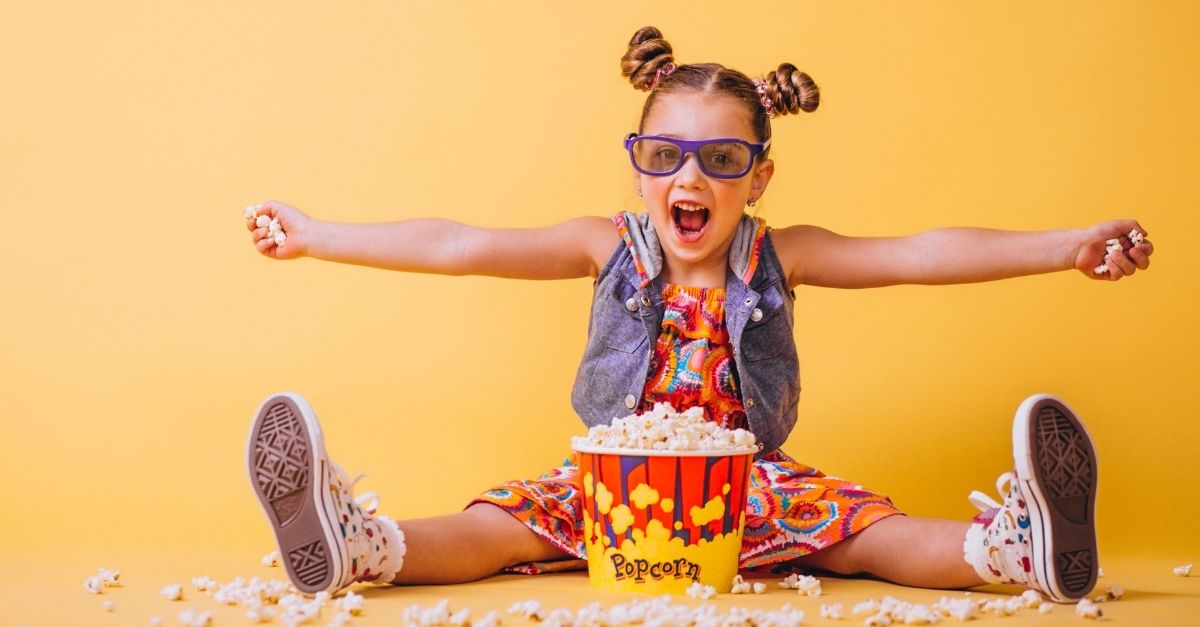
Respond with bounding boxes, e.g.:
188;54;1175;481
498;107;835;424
674;152;707;189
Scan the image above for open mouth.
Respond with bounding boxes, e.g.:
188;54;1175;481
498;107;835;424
671;202;710;242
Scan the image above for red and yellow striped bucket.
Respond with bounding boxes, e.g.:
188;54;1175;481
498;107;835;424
574;445;755;594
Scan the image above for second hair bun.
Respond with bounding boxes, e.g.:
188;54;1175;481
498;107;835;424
621;26;675;91
761;63;820;114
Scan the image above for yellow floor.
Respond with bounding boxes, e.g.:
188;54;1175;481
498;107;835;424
3;548;1197;626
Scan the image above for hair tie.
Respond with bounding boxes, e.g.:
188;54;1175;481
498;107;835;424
753;79;776;118
650;62;676;89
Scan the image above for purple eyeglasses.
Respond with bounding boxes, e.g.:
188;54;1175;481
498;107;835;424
624;133;770;179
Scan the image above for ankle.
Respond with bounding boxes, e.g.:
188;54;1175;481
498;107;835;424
372;515;407;582
962;518;1003;583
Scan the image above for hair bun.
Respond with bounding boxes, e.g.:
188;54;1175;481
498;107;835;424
621;26;675;91
763;63;820;115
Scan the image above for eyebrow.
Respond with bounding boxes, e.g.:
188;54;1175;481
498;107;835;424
647;133;753;142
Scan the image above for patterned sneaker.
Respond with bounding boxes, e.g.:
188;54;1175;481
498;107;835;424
246;392;406;594
963;394;1098;602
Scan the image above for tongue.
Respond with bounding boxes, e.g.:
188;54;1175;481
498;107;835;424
678;209;706;232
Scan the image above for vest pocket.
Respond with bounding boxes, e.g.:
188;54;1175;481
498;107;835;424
606;335;648;353
739;312;795;362
601;305;649;353
741;342;792;362
601;286;652;353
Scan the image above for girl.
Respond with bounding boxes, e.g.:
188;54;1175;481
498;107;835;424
244;26;1153;603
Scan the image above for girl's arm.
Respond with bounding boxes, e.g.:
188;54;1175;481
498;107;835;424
247;199;619;280
773;219;1154;289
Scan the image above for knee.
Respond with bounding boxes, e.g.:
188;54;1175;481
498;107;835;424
463;503;552;565
797;542;867;577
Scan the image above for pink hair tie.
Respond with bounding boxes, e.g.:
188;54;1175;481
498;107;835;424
753;79;776;118
650;62;676;89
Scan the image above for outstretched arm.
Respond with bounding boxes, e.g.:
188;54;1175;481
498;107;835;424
246;199;618;280
774;219;1153;289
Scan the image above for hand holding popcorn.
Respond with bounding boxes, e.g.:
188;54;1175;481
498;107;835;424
1075;220;1153;280
244;200;310;260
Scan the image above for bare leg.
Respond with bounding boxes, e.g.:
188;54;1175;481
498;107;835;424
794;516;984;589
390;503;573;584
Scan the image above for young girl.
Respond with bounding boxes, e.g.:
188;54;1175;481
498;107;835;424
244;26;1153;603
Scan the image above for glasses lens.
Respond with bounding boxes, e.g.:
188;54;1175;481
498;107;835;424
631;138;682;174
698;141;751;177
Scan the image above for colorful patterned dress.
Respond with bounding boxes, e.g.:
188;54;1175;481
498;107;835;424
470;219;902;572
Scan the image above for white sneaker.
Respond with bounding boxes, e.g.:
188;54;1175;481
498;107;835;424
964;394;1098;602
246;392;405;594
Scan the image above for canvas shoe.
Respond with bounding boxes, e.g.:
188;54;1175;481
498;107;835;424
963;394;1098;602
246;392;406;594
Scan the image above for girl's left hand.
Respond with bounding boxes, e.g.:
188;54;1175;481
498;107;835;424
1074;219;1154;280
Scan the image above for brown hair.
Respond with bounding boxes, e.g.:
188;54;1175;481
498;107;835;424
620;26;819;154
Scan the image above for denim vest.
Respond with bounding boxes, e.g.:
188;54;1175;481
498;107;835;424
570;212;801;456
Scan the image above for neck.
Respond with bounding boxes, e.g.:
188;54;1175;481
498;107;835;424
660;256;727;288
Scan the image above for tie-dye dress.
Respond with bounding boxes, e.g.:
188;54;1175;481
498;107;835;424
470;221;902;572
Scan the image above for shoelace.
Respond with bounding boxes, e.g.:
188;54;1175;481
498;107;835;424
331;461;380;515
331;460;403;585
968;471;1016;513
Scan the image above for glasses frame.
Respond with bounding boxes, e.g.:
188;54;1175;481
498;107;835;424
623;133;771;179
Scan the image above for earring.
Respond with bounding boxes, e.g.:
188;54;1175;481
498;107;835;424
747;197;757;207
637;188;643;197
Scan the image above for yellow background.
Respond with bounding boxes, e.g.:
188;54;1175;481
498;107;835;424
2;1;1198;622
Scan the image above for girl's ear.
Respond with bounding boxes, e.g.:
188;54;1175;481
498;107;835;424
750;158;775;201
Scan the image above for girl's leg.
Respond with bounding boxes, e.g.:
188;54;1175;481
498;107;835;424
791;395;1099;603
792;515;983;589
248;392;573;593
391;503;573;584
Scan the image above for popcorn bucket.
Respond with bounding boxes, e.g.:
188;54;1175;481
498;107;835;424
574;445;756;594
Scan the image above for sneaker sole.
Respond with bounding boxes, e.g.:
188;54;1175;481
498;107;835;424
1012;394;1098;602
246;392;347;594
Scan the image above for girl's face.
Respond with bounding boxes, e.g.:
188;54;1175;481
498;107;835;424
635;91;774;279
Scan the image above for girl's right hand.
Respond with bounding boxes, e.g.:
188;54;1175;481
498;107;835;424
1072;219;1153;280
246;199;311;260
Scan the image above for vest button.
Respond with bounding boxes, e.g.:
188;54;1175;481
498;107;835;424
640;294;652;308
750;307;763;322
625;297;638;312
624;394;637;409
745;397;755;408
